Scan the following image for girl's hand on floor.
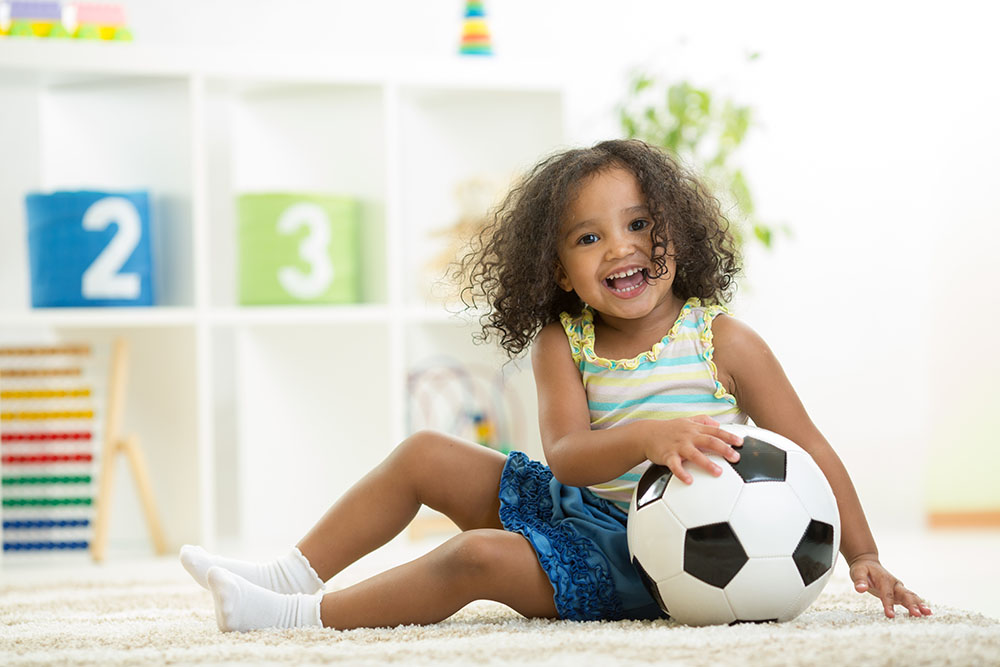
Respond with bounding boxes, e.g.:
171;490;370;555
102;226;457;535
849;554;933;618
642;415;744;485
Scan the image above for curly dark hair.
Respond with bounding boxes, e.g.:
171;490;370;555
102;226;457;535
455;139;741;357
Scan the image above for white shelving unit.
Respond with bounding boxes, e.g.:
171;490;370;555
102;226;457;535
0;40;565;556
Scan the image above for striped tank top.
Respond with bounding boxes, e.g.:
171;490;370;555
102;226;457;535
559;297;748;511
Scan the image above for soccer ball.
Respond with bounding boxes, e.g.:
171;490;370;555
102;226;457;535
627;423;840;626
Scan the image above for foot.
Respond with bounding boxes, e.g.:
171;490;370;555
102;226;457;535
206;567;322;632
180;544;324;594
179;545;214;588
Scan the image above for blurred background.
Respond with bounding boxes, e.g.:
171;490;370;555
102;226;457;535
1;0;997;614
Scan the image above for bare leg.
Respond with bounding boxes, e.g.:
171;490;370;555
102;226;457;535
297;431;508;581
319;529;558;629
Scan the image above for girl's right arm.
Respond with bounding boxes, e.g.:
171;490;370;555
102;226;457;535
531;322;743;487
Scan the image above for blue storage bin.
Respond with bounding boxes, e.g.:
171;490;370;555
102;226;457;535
25;191;155;307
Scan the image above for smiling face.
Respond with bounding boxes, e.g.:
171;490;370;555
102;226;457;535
555;165;682;326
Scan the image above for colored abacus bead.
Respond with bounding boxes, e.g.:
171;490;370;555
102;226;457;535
1;497;93;507
3;519;90;529
3;541;89;551
2;475;92;485
0;431;91;442
1;453;94;464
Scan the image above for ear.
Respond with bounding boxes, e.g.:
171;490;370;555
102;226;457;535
554;261;573;292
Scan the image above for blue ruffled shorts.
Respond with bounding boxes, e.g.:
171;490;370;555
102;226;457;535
498;451;667;621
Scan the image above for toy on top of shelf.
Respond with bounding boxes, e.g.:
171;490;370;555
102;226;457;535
24;190;155;308
459;0;492;56
4;1;67;37
237;193;362;306
66;2;131;41
0;1;131;40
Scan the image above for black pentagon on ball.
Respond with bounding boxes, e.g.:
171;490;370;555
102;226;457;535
793;519;836;586
632;557;669;615
684;522;748;588
728;436;787;483
635;464;673;509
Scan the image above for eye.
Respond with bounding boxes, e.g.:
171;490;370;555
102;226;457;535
577;233;599;245
629;218;651;232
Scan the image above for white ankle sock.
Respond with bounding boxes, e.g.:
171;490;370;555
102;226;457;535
207;567;323;632
180;544;324;594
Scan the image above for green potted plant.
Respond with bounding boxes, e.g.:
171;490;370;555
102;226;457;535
618;69;784;251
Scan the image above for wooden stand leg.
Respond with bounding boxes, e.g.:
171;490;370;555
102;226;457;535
91;339;129;563
122;435;167;555
90;338;168;561
91;440;119;563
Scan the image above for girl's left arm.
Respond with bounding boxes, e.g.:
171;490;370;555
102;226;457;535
711;314;932;619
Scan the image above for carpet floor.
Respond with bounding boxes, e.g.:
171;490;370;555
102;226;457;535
2;563;998;666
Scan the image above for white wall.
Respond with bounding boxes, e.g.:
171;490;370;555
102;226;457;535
122;0;1000;531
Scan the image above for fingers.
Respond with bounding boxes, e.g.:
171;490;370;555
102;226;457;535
853;567;933;618
690;415;719;427
855;567;898;618
690;416;745;449
668;446;729;485
883;579;896;618
656;418;746;484
884;580;933;618
665;454;693;485
699;429;742;463
897;582;933;617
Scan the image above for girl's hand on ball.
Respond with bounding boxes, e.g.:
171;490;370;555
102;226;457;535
849;554;933;618
643;415;744;485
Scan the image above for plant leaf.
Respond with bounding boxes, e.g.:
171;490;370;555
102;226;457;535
752;223;773;248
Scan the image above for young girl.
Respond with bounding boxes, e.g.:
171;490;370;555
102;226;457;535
181;139;931;631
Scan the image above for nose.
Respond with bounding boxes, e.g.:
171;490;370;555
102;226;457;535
604;229;637;260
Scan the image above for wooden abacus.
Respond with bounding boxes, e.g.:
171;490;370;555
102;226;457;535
0;339;166;561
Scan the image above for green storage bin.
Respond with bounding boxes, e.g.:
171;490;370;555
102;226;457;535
237;193;361;305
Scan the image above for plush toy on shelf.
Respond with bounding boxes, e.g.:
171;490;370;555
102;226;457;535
0;1;132;40
3;1;67;37
66;2;131;40
459;0;492;56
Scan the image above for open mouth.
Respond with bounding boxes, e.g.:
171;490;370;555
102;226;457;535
604;267;649;295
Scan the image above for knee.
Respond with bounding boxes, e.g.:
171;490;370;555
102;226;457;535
391;430;471;477
392;430;446;465
437;530;509;582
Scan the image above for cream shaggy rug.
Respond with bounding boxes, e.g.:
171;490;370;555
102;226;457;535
2;561;998;666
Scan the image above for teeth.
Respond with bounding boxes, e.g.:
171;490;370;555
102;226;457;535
605;267;646;295
607;268;641;280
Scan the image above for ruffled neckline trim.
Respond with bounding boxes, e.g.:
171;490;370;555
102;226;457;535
561;297;702;370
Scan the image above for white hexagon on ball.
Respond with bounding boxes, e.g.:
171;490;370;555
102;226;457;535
626;497;685;583
729;483;811;558
658;571;736;626
786;451;840;527
665;454;743;529
725;557;805;622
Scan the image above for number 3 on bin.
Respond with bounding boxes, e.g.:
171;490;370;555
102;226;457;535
81;197;142;300
277;202;335;299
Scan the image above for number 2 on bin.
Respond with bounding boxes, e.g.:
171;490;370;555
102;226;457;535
277;202;335;299
81;197;142;300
